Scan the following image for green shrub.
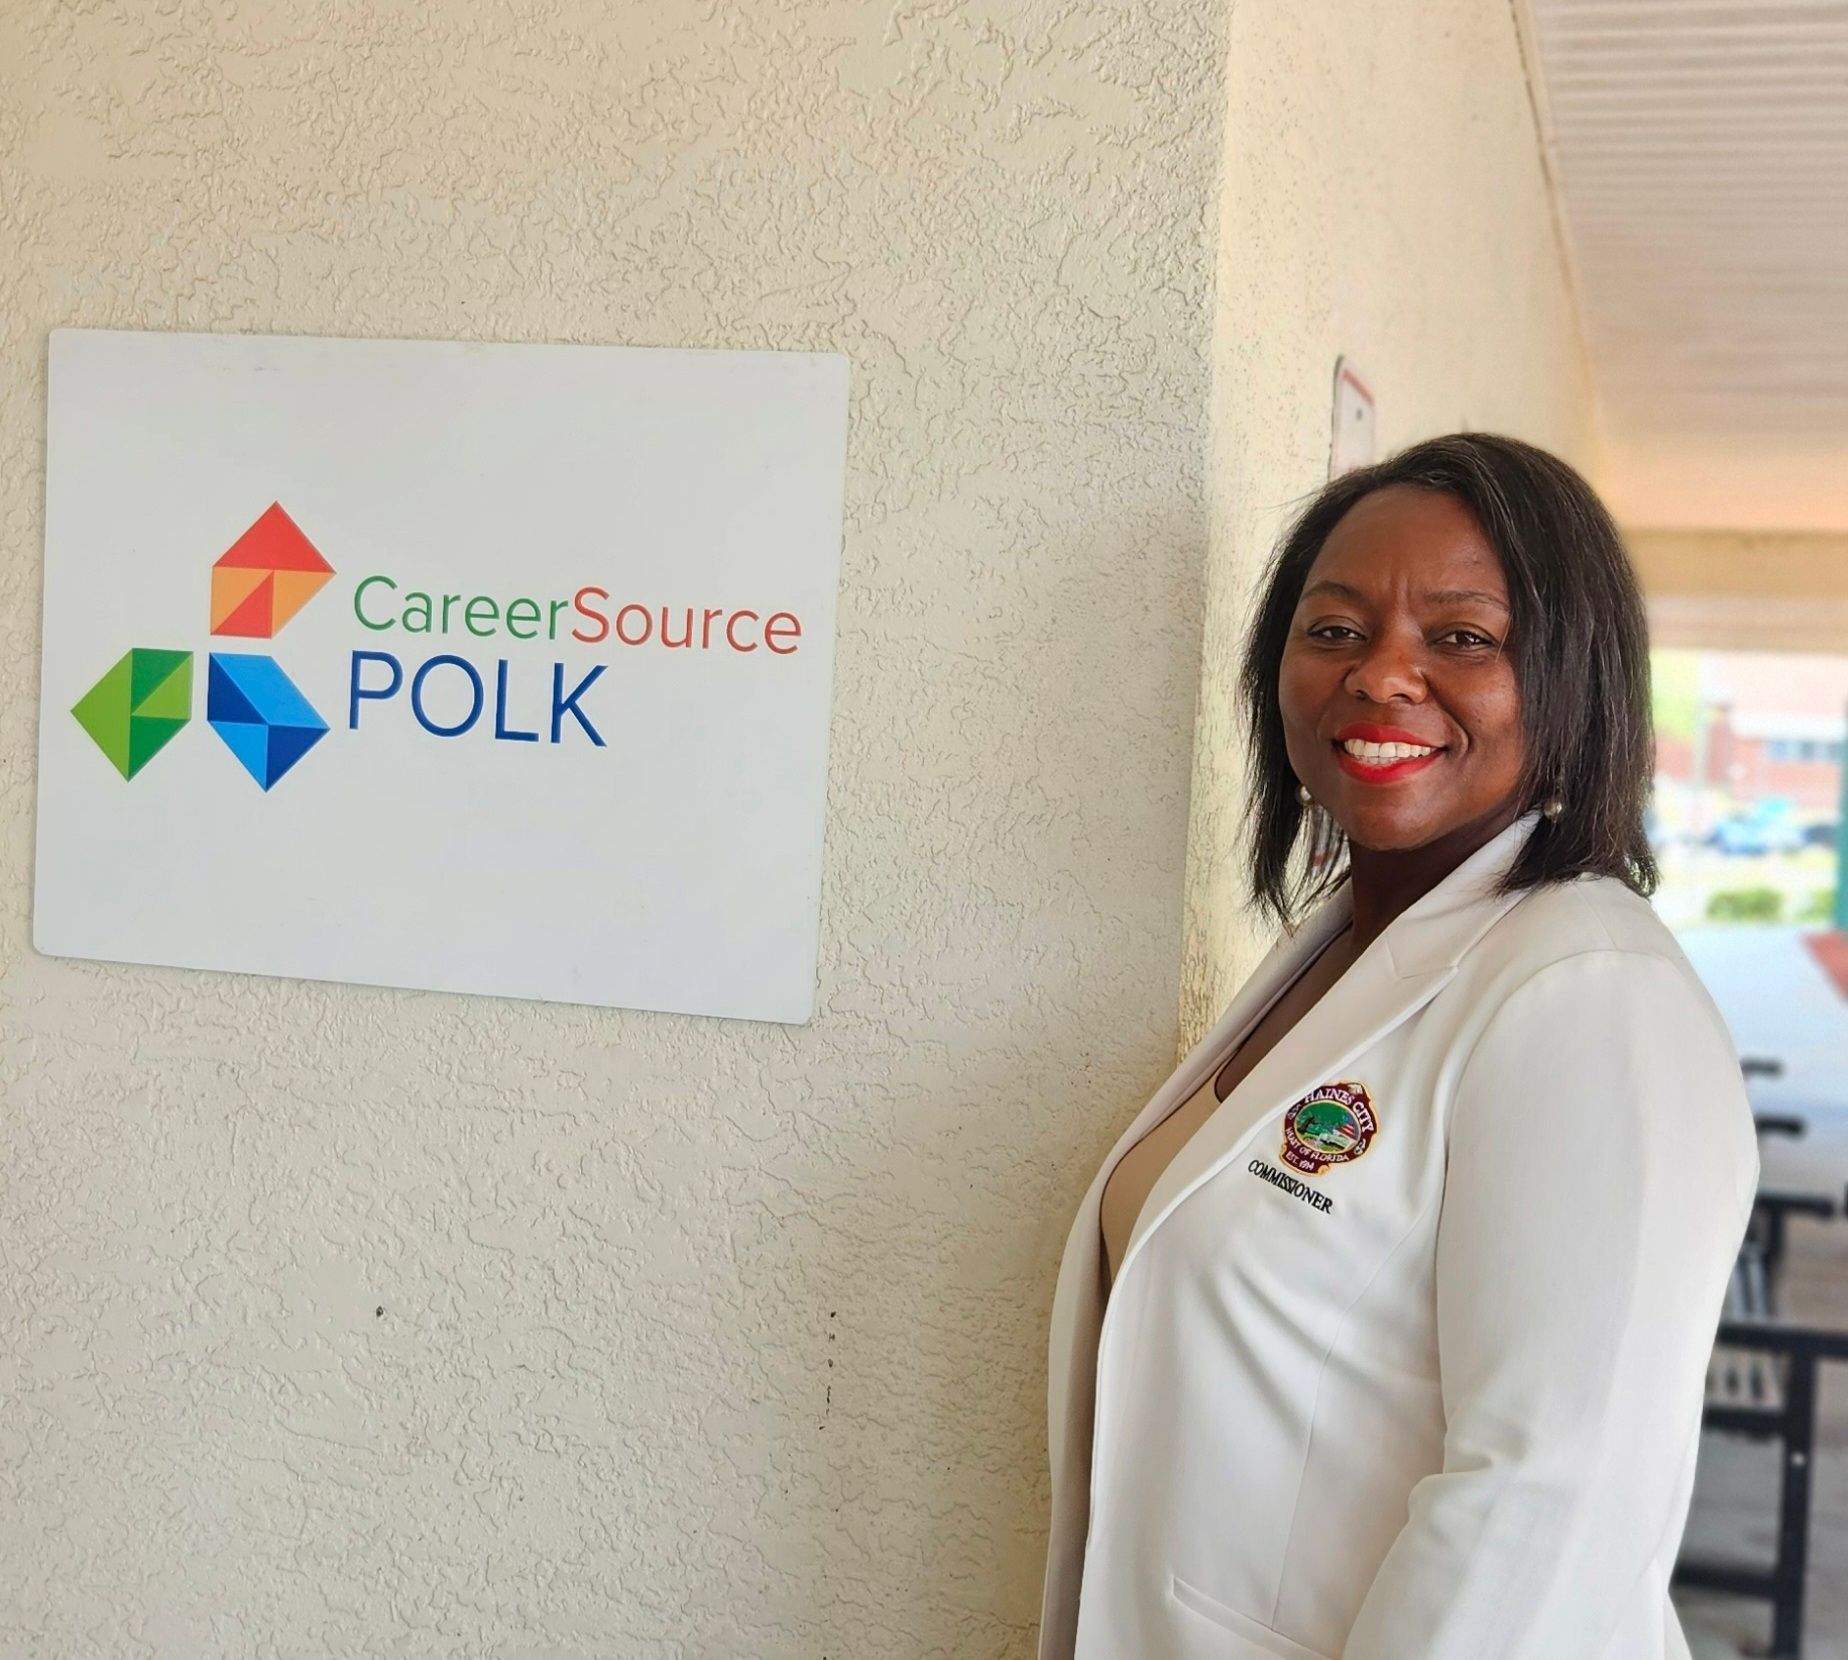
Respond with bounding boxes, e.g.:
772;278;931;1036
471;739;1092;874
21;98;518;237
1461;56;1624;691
1797;889;1837;924
1705;887;1785;923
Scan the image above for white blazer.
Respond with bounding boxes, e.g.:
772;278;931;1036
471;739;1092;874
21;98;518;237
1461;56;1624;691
1039;810;1761;1660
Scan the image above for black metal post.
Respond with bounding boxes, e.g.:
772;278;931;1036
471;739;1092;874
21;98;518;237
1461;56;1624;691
1770;1352;1817;1658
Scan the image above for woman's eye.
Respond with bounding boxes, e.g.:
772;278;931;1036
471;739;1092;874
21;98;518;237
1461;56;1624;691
1440;628;1498;648
1307;624;1362;642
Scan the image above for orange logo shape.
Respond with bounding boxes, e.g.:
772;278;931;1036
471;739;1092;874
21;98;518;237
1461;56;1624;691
209;503;334;638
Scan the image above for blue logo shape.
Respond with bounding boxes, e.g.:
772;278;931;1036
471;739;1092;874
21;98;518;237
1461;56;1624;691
207;652;329;790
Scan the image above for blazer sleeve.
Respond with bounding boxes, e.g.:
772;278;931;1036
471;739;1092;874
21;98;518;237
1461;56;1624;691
1339;948;1760;1659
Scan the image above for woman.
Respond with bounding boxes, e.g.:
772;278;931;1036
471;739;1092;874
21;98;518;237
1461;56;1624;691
1037;434;1760;1660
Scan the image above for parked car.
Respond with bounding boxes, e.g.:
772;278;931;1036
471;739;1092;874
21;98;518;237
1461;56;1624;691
1707;801;1809;856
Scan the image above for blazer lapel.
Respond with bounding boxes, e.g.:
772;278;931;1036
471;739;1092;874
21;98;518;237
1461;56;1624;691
1116;808;1545;1287
1044;893;1351;1478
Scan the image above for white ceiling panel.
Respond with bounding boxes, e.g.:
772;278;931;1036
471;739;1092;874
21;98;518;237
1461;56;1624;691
1520;0;1848;528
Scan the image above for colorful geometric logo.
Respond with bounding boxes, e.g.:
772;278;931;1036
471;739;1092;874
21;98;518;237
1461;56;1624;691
72;503;333;791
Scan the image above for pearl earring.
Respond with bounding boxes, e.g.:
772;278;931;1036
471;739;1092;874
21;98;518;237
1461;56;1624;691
1541;795;1565;820
1296;782;1314;807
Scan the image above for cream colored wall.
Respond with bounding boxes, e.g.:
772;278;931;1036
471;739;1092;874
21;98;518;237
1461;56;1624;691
1177;0;1605;1044
0;4;1227;1655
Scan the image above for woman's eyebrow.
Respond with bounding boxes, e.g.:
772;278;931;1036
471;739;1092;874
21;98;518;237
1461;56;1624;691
1424;588;1510;611
1301;579;1509;611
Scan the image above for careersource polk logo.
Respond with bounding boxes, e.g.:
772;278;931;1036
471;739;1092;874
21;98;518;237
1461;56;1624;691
70;503;334;790
71;502;810;791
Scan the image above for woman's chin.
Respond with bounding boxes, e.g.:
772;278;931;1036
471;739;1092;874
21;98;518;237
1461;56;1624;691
1321;796;1444;853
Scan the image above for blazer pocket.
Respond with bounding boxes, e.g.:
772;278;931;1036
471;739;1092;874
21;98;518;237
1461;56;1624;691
1168;1573;1333;1660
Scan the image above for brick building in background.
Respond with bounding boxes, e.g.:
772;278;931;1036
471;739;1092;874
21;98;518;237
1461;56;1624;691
1657;653;1848;818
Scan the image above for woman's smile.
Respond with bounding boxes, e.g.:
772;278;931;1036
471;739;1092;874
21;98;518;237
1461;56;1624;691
1332;721;1448;783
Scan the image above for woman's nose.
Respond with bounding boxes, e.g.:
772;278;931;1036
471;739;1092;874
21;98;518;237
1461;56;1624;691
1343;635;1426;703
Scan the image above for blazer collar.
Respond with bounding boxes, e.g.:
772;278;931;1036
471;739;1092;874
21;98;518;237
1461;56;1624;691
1373;807;1548;976
1113;807;1545;1288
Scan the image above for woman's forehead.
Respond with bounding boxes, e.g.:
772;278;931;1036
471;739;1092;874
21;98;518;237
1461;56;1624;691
1304;488;1508;597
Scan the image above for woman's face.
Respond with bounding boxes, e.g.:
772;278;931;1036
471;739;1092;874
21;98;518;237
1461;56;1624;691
1279;484;1527;854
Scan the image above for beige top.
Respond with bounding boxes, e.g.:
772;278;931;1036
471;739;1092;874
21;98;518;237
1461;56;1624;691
1098;1063;1226;1287
1099;923;1352;1286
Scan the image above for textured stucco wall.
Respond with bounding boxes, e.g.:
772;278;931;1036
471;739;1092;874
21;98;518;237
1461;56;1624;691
0;4;1225;1655
1176;0;1603;1044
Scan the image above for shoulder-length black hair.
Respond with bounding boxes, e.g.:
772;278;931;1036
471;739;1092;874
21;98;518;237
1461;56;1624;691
1240;431;1658;928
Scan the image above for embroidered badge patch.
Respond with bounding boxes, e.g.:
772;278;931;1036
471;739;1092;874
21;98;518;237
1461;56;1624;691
1280;1080;1378;1175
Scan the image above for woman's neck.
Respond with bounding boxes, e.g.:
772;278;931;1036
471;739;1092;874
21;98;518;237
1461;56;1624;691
1343;801;1524;950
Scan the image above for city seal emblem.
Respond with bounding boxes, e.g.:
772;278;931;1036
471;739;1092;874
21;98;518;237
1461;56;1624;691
1280;1080;1378;1175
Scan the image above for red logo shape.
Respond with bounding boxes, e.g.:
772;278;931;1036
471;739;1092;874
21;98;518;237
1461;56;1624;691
209;503;334;639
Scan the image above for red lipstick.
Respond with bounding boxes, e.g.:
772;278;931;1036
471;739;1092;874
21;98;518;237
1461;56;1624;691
1330;722;1447;784
1333;723;1443;746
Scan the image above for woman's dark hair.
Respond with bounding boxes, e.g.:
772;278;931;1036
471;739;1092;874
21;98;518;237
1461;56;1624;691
1240;430;1658;927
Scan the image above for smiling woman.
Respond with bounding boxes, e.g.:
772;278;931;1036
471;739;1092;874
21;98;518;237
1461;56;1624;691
1240;437;1658;928
1279;485;1526;859
1040;433;1755;1660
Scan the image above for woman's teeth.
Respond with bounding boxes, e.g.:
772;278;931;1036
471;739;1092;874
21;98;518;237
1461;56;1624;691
1340;739;1438;761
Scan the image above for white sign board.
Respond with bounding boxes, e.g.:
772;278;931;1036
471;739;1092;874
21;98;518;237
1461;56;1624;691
35;328;850;1024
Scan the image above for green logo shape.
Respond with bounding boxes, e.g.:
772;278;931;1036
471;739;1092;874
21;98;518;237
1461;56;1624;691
1293;1100;1359;1153
71;648;193;779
